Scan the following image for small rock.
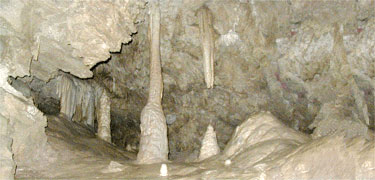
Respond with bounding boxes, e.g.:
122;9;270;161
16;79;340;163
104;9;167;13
166;114;177;125
101;161;125;173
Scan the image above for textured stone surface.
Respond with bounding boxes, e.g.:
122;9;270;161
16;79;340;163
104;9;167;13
223;112;310;159
0;114;15;180
0;86;51;168
275;135;375;179
0;0;145;81
0;64;48;179
309;102;370;139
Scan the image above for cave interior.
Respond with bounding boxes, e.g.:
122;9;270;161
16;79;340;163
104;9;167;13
0;0;374;179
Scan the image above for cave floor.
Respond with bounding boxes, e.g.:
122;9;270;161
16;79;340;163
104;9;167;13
16;156;203;179
14;115;228;179
14;114;374;179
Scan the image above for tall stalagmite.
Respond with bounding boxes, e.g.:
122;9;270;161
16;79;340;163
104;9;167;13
198;7;215;89
137;2;168;164
97;90;111;143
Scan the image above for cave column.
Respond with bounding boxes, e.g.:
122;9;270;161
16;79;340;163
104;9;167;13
137;1;168;164
97;89;111;143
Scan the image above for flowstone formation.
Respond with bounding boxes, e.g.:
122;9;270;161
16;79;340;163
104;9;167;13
181;112;374;179
137;2;168;164
198;6;215;89
198;124;220;161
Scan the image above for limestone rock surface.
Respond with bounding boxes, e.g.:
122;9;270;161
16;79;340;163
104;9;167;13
0;65;48;179
224;112;310;159
0;0;145;81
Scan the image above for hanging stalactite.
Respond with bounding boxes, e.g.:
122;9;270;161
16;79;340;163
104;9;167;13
198;6;215;89
57;74;108;130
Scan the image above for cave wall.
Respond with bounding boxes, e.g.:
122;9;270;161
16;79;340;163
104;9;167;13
95;0;374;159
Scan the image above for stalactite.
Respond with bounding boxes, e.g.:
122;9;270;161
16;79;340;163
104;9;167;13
97;89;111;143
198;6;215;89
199;124;220;161
57;75;77;120
84;86;95;127
137;1;168;164
56;75;99;129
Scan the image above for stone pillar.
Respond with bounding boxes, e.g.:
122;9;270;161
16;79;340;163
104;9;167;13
137;1;168;164
97;90;111;143
199;124;220;161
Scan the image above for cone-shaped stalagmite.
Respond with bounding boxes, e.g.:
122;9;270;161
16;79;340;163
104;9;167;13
198;7;215;89
199;124;220;161
137;2;168;164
